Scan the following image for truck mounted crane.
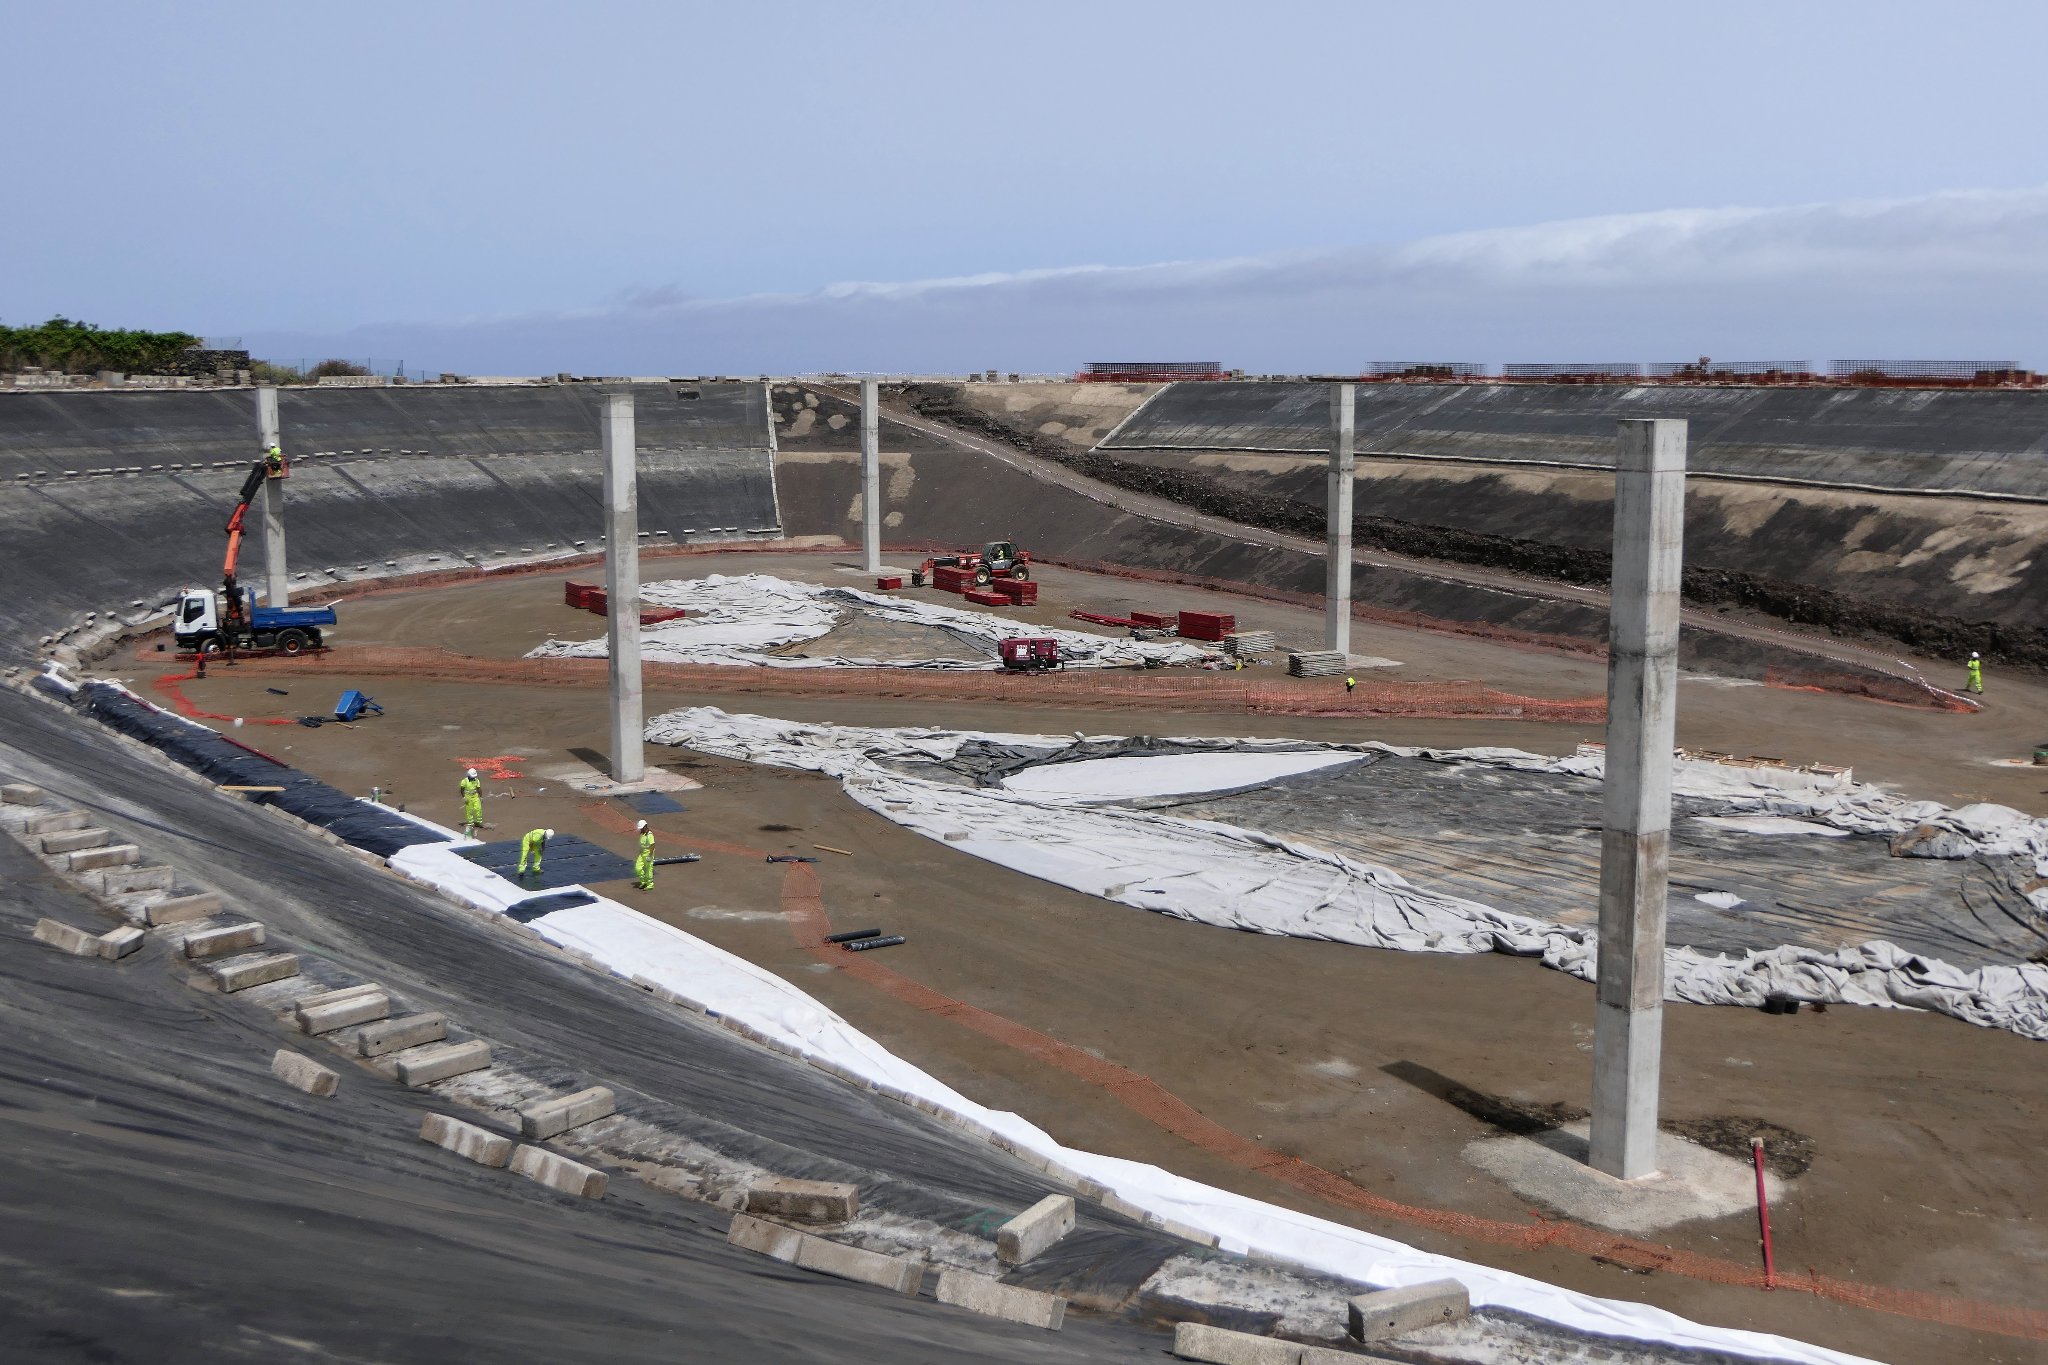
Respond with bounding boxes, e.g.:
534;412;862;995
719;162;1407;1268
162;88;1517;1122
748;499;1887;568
172;449;337;656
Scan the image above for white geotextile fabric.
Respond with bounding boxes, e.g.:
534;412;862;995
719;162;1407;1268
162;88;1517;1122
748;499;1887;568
999;749;1365;800
646;707;2048;1042
524;572;1216;671
383;842;1878;1365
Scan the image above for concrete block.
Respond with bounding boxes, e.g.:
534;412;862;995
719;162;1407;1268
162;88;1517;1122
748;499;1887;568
0;783;42;805
271;1049;338;1097
183;921;266;959
298;990;390;1035
145;892;219;925
94;865;174;897
394;1039;491;1087
24;808;89;834
41;827;110;854
209;952;300;992
67;843;140;872
791;1234;922;1295
33;919;101;956
1347;1279;1469;1342
744;1175;858;1224
1170;1322;1302;1364
419;1112;513;1168
996;1194;1074;1265
517;1085;615;1140
934;1269;1066;1330
97;926;145;960
727;1211;807;1262
508;1144;607;1198
358;1012;447;1057
293;982;383;1011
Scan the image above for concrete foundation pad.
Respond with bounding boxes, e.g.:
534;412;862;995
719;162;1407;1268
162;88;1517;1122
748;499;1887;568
997;1194;1075;1265
933;1269;1066;1330
97;926;145;960
1464;1120;1784;1234
358;1012;447;1057
420;1112;514;1168
509;1144;607;1198
34;919;101;956
517;1085;615;1139
744;1175;858;1224
539;763;702;797
271;1049;339;1097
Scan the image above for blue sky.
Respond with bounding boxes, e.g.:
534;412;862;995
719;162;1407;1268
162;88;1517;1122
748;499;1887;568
7;1;2046;373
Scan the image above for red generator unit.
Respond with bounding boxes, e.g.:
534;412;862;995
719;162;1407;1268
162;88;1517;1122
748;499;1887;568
998;637;1062;671
964;589;1010;607
564;581;599;610
1177;609;1236;642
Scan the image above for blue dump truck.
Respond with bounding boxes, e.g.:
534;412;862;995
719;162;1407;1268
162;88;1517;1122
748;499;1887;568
173;585;336;656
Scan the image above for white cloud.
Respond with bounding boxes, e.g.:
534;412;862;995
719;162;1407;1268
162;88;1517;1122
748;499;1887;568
247;187;2048;374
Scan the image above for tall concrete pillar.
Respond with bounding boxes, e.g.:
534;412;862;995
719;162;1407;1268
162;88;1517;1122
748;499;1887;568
1324;382;1355;655
602;389;644;784
1589;418;1687;1180
860;378;882;574
256;386;288;607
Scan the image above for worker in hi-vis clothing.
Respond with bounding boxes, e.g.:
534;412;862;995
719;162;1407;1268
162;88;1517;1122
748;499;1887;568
264;443;284;475
634;819;655;891
1345;675;1357;694
459;767;483;837
518;827;554;878
1967;651;1984;695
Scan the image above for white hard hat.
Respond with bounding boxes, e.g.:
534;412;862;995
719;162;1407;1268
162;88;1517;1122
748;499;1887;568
636;819;648;831
1972;651;1981;659
466;767;478;778
543;828;556;839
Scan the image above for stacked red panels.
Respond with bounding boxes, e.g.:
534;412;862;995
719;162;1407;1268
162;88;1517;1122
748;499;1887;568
932;566;975;594
564;581;599;609
639;607;686;624
963;589;1010;607
876;575;903;591
996;580;1039;605
586;589;609;615
1177;609;1235;641
1130;610;1173;629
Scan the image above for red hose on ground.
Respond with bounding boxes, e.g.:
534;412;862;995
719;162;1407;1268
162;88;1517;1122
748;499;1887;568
151;668;297;727
1753;1136;1777;1289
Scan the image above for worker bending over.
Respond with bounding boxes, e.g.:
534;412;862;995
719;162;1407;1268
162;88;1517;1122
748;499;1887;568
518;827;554;879
459;767;483;838
1967;651;1985;695
634;819;655;891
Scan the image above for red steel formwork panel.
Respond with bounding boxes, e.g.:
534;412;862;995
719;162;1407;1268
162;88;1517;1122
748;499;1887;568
963;589;1010;607
1177;610;1235;641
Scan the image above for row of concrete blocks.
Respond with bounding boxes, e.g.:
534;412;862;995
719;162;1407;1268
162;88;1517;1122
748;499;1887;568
1167;1280;1473;1364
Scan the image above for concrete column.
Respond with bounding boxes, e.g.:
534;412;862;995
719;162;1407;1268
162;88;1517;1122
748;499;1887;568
1324;382;1355;655
1589;418;1687;1180
860;378;882;574
256;386;288;607
602;389;644;784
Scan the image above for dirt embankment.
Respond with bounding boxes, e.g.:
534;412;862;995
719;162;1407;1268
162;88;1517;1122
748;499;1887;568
897;384;2048;671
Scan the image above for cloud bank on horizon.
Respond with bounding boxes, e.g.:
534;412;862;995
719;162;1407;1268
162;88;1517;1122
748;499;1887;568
248;186;2048;377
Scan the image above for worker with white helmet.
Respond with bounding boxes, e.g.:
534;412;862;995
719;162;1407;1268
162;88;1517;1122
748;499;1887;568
518;827;554;879
458;766;483;837
1966;651;1984;695
634;818;656;891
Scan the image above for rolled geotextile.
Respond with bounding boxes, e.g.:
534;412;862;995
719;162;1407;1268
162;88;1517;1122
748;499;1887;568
824;928;881;944
842;935;905;952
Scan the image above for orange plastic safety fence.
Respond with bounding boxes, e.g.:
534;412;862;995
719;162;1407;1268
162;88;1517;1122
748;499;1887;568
225;646;1607;724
